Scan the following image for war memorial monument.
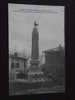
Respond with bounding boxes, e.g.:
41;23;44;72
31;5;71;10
28;21;44;82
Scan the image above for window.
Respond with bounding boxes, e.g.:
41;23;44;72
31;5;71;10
16;62;19;68
11;62;14;69
11;62;19;69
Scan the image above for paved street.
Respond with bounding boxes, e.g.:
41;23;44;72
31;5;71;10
9;86;65;95
9;80;65;96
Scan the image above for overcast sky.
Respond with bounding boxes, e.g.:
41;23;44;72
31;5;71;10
8;3;64;56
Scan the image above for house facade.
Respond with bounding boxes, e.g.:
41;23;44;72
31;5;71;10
42;45;65;74
9;52;28;80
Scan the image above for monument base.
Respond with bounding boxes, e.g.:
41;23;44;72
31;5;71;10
28;65;45;83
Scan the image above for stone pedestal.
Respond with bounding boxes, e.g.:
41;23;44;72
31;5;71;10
28;58;45;82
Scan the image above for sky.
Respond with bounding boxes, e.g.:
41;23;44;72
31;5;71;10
8;3;64;57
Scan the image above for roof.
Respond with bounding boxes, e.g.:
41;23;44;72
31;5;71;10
9;54;28;61
43;45;64;53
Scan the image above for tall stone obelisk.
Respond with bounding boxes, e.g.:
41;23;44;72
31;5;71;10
30;21;40;68
28;21;44;82
31;21;39;61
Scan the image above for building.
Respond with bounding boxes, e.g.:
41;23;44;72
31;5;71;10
9;52;28;80
42;44;65;75
44;45;65;65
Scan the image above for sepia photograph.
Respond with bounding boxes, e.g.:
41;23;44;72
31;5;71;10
8;3;65;95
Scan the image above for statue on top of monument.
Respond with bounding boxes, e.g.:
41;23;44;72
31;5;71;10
34;21;38;27
32;21;39;41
